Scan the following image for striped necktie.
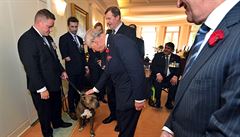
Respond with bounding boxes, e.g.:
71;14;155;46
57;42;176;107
183;24;210;77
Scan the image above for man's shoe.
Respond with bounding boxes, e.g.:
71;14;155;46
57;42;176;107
53;122;72;129
165;103;174;109
101;98;108;103
102;116;116;124
114;124;120;132
69;112;77;120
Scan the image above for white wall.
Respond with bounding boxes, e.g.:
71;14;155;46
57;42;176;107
0;0;103;136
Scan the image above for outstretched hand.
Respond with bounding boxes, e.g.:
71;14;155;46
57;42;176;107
85;89;95;95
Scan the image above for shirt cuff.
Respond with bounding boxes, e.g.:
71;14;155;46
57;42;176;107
37;87;47;93
162;126;174;135
93;87;100;93
135;99;145;103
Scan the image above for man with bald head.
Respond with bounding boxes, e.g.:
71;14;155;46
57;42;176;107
161;0;240;137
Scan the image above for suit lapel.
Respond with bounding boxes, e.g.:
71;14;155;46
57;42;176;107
175;2;240;104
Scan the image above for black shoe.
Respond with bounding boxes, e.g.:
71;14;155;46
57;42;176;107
101;98;108;103
165;103;174;109
69;112;77;120
114;124;120;132
53;122;72;129
102;116;116;124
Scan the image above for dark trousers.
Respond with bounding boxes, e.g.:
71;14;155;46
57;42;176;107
68;74;84;113
31;91;62;137
117;109;141;137
153;77;178;107
106;79;116;118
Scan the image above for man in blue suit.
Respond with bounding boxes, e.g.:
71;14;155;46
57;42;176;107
161;0;240;137
84;29;146;137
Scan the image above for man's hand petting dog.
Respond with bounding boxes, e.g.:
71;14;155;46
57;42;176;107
85;89;95;95
135;101;145;111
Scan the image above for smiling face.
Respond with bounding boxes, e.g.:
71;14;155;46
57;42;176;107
105;11;121;29
177;0;223;24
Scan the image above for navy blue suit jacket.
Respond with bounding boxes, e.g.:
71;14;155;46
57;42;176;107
165;2;240;137
96;34;146;110
59;32;87;76
18;27;64;92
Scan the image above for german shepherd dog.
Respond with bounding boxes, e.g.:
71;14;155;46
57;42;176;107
76;94;99;137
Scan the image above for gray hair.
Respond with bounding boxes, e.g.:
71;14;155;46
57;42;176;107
84;29;103;48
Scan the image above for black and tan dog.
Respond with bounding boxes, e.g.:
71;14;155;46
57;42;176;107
76;93;99;137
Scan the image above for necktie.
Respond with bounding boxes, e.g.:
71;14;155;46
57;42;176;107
164;55;169;76
42;36;56;58
111;29;115;34
183;24;210;77
74;35;82;52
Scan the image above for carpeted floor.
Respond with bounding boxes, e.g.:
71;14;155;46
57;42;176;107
20;91;171;137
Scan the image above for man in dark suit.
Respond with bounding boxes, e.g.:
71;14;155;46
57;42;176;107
85;29;146;137
59;16;88;120
17;9;71;137
101;6;137;128
150;42;181;109
161;1;240;137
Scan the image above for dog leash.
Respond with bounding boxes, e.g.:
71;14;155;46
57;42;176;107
66;78;84;95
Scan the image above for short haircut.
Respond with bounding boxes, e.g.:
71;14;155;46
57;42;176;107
84;28;103;48
67;16;79;26
34;9;55;22
105;6;121;17
165;42;175;50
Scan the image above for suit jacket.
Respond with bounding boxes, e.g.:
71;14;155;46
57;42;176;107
165;2;240;137
96;34;146;110
150;52;181;79
18;27;64;92
59;32;87;76
117;23;136;41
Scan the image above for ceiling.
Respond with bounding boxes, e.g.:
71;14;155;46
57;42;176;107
100;0;188;24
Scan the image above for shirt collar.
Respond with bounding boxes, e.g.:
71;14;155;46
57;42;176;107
114;22;123;34
33;26;43;37
204;0;239;30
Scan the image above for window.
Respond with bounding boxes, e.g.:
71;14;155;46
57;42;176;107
164;26;179;51
141;26;156;60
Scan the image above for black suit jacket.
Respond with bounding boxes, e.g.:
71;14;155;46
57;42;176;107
59;32;87;76
96;34;146;110
150;52;181;79
18;27;64;92
117;23;136;41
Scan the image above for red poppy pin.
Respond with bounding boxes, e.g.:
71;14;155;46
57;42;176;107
208;30;224;47
105;48;110;53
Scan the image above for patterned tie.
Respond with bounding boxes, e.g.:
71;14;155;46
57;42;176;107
183;24;210;77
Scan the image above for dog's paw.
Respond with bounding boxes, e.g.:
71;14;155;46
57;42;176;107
78;127;84;132
90;133;95;137
90;130;95;137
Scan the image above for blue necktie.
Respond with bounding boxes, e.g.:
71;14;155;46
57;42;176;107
183;24;210;77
